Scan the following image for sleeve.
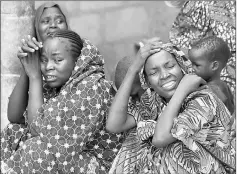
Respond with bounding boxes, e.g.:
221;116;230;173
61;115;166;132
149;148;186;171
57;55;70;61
127;100;141;123
170;92;216;146
169;1;211;49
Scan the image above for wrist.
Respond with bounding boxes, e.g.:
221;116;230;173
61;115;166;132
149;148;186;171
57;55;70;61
29;74;42;81
172;89;187;103
128;64;141;75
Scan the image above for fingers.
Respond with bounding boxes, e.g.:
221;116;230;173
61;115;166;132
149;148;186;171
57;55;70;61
20;35;43;54
21;45;35;53
32;37;43;48
17;52;28;58
26;35;39;51
199;78;207;85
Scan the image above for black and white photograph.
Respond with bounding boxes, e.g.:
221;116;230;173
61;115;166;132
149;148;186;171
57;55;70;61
1;1;236;173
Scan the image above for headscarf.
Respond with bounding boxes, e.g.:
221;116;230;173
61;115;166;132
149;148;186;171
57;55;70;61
139;43;193;90
28;37;111;172
34;2;70;42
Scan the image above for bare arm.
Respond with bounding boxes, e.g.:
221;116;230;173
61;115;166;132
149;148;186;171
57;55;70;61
152;74;206;147
27;76;43;126
106;67;137;133
20;36;44;134
7;70;29;124
152;90;186;147
107;38;162;133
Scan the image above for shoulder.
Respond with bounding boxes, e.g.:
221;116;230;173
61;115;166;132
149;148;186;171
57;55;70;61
184;88;220;107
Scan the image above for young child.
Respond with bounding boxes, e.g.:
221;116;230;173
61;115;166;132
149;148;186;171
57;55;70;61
1;29;125;173
188;36;235;115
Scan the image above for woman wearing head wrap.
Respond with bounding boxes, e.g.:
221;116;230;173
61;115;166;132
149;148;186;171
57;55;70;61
108;40;235;173
1;3;124;174
7;2;69;126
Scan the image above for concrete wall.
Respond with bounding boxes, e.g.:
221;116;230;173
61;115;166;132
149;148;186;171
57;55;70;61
1;1;180;129
1;1;35;129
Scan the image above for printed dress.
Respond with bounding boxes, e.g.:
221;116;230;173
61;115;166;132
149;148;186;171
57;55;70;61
169;1;236;95
109;90;163;174
135;89;236;174
1;39;125;174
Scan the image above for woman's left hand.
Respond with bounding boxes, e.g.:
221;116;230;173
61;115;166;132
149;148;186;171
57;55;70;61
176;74;207;96
20;35;42;80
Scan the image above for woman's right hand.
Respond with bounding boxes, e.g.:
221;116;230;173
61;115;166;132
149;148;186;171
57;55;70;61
17;35;43;79
129;37;162;73
176;74;207;97
17;35;42;60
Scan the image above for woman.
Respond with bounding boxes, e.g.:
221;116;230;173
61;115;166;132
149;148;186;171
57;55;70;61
1;3;124;174
108;41;235;173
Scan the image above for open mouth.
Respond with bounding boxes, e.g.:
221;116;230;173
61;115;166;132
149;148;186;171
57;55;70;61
161;81;176;90
45;75;57;81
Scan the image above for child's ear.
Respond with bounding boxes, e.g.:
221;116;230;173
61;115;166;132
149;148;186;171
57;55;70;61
211;61;219;71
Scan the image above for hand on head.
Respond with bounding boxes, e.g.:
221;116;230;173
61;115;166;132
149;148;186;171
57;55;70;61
130;37;163;73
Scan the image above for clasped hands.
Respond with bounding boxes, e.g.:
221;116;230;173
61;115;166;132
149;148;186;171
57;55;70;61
17;35;43;79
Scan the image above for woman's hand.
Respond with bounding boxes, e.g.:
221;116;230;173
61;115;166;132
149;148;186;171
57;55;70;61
176;74;207;97
18;35;43;80
129;37;162;73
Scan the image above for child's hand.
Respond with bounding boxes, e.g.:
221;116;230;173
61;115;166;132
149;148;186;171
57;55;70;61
18;35;43;80
137;120;157;141
176;74;207;97
130;38;162;73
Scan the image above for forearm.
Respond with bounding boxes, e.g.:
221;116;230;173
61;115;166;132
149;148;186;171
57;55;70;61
27;77;44;126
106;68;137;132
8;70;29;123
152;91;186;147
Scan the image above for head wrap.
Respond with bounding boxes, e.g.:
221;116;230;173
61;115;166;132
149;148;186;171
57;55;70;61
34;2;70;42
139;43;193;90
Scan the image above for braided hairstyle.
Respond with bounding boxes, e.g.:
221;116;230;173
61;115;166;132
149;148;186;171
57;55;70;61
48;29;83;59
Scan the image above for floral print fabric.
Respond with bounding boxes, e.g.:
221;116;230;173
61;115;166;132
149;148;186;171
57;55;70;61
1;39;125;174
169;0;236;95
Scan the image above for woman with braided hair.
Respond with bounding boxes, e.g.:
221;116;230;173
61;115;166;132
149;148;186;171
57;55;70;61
1;29;125;173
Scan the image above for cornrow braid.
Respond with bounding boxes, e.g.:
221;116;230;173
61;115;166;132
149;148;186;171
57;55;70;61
48;30;83;58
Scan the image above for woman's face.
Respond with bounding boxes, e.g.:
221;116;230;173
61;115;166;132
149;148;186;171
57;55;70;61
40;38;76;88
145;50;183;101
38;7;68;42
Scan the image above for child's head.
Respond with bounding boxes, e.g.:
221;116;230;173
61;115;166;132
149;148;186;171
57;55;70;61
115;56;143;99
188;36;230;82
40;30;83;88
144;50;184;101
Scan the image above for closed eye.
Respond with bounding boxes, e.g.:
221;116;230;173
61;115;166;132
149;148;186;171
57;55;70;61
40;56;48;63
54;58;63;63
148;70;158;76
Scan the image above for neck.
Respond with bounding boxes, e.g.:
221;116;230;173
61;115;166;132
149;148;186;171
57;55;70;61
206;73;221;83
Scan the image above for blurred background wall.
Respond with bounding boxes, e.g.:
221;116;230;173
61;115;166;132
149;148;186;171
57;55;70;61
1;1;180;129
